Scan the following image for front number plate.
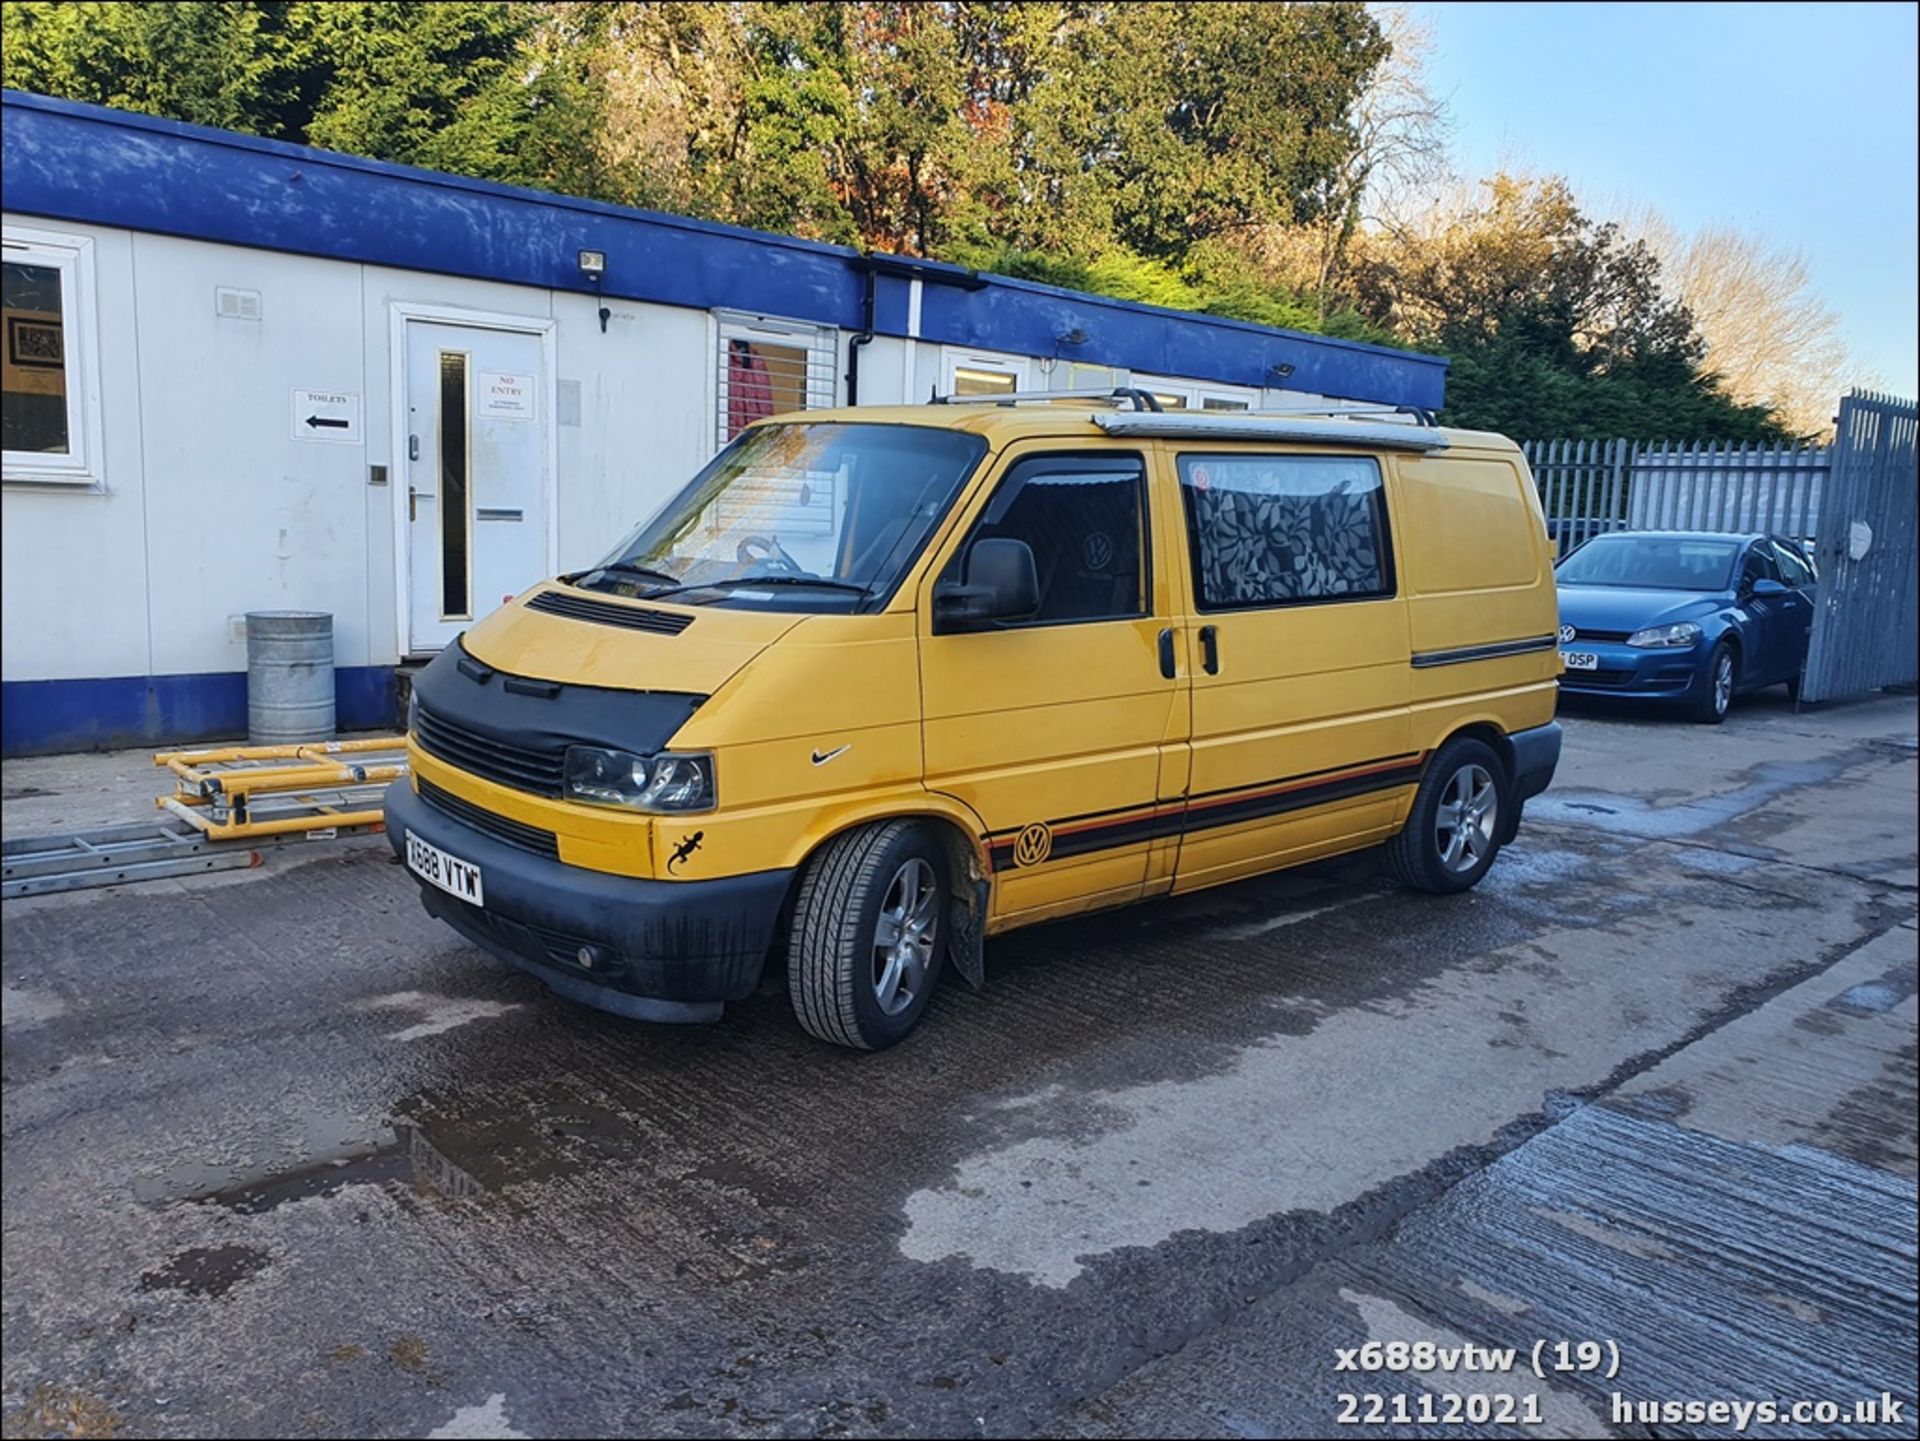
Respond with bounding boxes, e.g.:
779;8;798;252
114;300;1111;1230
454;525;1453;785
406;830;484;905
1561;650;1599;671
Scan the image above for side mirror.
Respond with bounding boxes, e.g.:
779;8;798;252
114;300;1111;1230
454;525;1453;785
933;538;1039;632
1749;577;1788;598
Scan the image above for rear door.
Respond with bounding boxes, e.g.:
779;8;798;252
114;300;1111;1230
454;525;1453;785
1165;446;1415;891
918;443;1187;923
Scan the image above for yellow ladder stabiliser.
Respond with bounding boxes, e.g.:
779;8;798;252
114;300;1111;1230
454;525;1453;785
153;736;409;841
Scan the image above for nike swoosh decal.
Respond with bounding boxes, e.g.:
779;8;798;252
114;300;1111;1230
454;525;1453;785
811;744;850;766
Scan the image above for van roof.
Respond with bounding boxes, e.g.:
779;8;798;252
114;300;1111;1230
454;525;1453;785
770;403;1519;452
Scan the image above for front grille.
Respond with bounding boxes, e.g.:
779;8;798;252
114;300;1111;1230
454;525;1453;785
527;589;693;635
1563;668;1638;688
1565;627;1632;643
417;777;560;859
415;703;565;796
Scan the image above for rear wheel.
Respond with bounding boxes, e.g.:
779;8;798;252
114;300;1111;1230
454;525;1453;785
788;820;946;1050
1689;640;1735;724
1384;737;1508;894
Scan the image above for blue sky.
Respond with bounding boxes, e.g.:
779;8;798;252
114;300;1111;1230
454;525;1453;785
1413;1;1918;398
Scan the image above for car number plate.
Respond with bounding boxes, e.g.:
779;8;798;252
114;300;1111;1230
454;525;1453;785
406;830;483;905
1561;650;1599;671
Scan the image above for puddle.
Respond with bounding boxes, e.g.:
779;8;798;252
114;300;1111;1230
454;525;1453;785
140;1121;487;1211
2;984;69;1028
1668;846;1764;874
139;1243;269;1298
1831;983;1904;1016
1531;759;1843;841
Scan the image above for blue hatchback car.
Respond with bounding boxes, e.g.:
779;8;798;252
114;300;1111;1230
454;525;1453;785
1554;531;1818;723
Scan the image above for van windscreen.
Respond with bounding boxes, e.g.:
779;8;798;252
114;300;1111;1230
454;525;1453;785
575;423;988;611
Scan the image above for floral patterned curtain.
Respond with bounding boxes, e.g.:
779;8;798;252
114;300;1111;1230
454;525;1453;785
1181;455;1389;607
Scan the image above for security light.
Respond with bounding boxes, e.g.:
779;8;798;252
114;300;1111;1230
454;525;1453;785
1270;362;1296;381
578;250;611;332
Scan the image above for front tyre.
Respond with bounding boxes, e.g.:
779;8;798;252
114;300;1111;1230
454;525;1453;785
1384;737;1509;895
788;820;947;1050
1689;640;1735;724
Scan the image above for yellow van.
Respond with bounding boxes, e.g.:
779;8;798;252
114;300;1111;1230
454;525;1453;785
386;394;1562;1048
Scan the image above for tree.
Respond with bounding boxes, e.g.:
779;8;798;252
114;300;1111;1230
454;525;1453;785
1630;217;1858;439
1009;2;1388;261
1289;3;1450;317
2;2;576;187
1;1;319;139
297;2;568;185
1352;174;1789;439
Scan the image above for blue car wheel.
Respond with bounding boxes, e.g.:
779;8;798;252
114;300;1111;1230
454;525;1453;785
1689;640;1735;725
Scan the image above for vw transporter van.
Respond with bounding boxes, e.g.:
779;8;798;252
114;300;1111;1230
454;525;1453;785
387;394;1562;1049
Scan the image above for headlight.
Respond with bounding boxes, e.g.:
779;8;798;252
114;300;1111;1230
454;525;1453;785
563;746;715;812
1627;622;1703;649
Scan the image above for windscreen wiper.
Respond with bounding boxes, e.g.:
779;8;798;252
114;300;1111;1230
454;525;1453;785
716;574;872;594
643;573;872;600
571;561;682;589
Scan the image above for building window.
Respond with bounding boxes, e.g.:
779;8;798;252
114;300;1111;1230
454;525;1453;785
715;312;836;450
3;225;102;486
1132;375;1195;410
1135;375;1258;412
1178;452;1393;610
942;348;1031;398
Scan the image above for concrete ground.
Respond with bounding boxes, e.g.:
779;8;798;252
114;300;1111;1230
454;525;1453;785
2;688;1915;1439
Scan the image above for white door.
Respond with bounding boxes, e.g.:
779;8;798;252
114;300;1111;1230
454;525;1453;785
404;320;549;652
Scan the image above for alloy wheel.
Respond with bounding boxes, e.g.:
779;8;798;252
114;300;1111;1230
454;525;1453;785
1435;763;1498;875
872;858;938;1016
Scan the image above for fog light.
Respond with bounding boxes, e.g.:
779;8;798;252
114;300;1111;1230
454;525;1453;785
576;944;609;971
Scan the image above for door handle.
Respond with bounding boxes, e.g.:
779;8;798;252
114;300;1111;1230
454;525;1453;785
1199;625;1219;675
1157;627;1176;679
408;485;418;522
408;433;421;462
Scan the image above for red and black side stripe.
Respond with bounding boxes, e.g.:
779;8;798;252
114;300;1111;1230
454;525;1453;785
984;751;1427;872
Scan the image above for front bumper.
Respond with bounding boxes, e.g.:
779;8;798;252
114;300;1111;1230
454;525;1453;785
385;779;791;1023
1557;642;1704;701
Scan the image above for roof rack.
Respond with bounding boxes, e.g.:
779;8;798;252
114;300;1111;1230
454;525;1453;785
925;386;1440;429
1093;411;1449;452
1250;401;1440;427
929;386;1168;410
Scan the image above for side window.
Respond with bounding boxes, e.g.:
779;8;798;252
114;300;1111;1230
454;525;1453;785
1771;539;1816;587
1739;544;1778;589
948;452;1148;625
4;224;102;486
1177;453;1393;610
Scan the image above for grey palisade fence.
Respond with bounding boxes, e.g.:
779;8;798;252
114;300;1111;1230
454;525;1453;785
1801;392;1919;702
1524;437;1829;554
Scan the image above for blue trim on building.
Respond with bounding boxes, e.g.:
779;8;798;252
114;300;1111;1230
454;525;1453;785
1;89;1446;408
2;668;396;755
